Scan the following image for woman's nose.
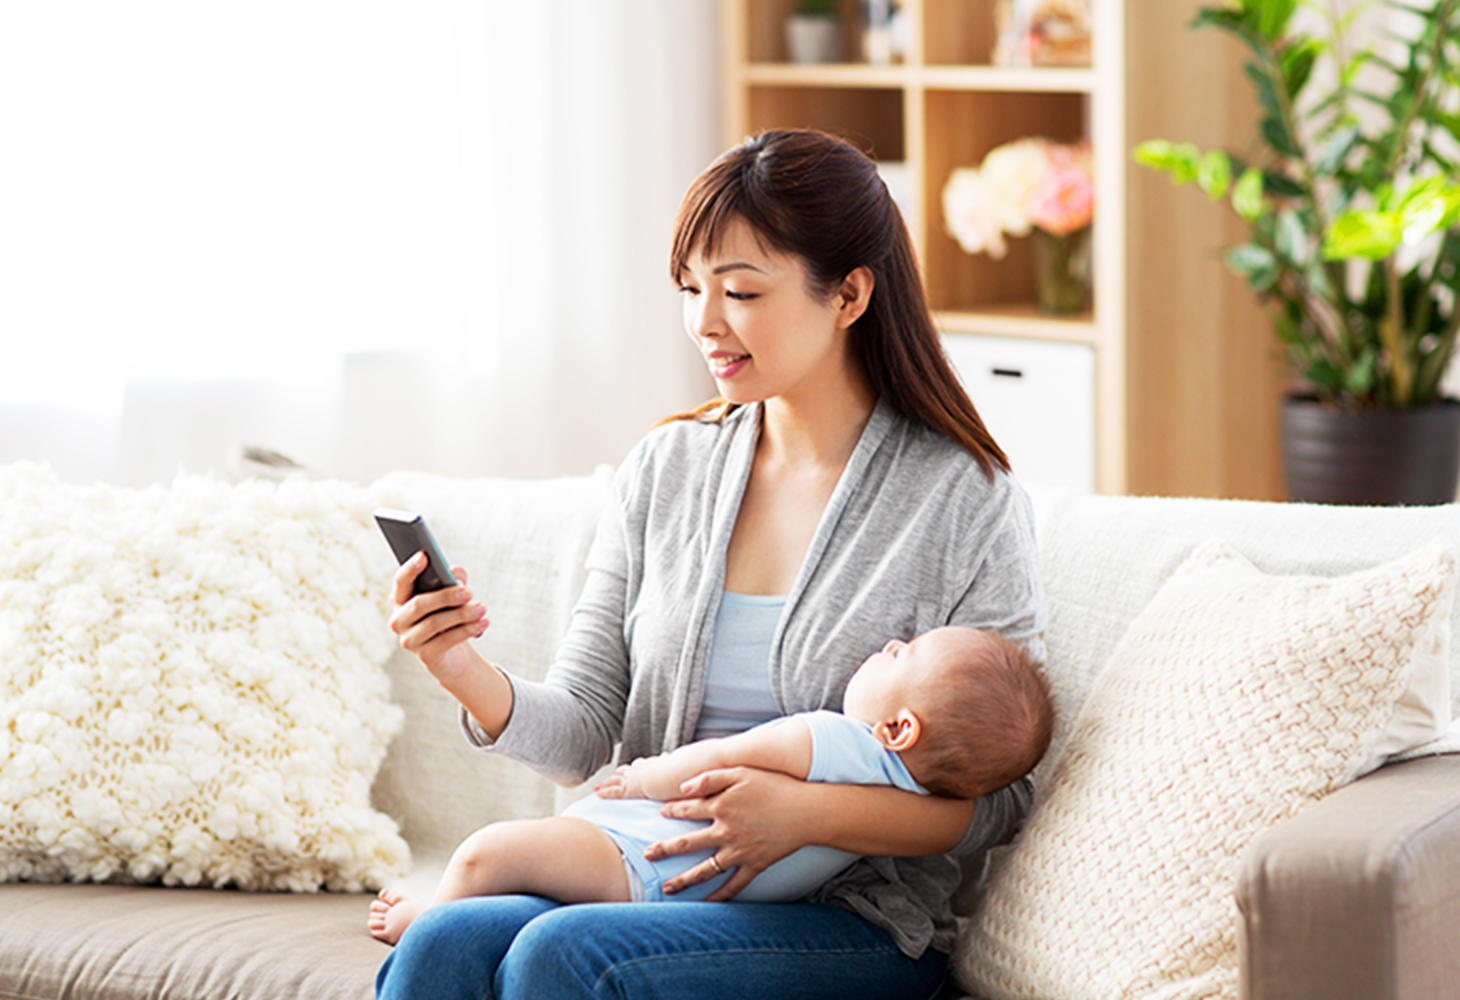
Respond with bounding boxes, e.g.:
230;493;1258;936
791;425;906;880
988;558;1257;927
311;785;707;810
685;295;724;340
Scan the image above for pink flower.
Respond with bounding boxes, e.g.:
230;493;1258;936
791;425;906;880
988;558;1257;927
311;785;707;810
942;137;1094;255
1029;161;1094;235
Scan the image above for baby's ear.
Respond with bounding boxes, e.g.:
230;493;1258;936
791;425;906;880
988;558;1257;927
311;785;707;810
873;710;922;753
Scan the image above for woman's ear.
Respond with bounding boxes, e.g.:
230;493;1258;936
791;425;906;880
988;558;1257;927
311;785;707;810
873;710;922;753
834;266;875;329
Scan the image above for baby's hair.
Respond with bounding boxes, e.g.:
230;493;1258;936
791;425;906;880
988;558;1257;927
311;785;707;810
913;630;1053;799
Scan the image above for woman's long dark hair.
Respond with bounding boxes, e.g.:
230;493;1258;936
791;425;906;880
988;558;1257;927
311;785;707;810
665;128;1010;479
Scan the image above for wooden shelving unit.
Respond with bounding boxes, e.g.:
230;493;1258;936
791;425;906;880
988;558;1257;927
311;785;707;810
721;0;1286;499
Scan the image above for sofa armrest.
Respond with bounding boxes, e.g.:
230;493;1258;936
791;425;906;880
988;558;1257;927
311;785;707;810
1235;753;1460;1000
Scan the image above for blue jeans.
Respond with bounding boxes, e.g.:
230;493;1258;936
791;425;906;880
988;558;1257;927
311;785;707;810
374;895;948;1000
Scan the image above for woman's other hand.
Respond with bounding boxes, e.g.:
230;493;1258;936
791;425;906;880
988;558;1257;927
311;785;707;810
646;766;807;902
388;552;489;681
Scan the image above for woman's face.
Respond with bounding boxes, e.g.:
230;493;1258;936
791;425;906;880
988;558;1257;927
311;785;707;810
678;217;860;407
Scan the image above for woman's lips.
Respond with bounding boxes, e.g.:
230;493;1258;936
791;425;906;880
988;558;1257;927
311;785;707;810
707;353;750;378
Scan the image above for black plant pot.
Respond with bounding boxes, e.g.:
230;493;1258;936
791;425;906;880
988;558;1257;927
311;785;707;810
1281;394;1460;505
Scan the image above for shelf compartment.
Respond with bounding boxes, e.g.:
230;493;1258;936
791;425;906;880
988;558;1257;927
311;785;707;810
747;85;905;161
921;88;1088;314
922;0;1094;71
745;0;868;64
922;0;1002;66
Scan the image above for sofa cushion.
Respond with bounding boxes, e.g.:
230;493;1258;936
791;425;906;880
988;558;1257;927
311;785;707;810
0;464;408;892
0;882;378;1000
1021;486;1460;789
956;539;1456;1000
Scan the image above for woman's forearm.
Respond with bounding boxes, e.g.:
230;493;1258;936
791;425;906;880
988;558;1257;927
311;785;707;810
799;782;975;856
432;646;516;740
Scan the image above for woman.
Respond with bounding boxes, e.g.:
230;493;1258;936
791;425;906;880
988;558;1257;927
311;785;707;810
374;128;1045;1000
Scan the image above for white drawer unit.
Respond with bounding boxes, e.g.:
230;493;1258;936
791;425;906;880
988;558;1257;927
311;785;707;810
940;333;1096;493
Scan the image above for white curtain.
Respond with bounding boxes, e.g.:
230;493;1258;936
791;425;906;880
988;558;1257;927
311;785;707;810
0;1;719;486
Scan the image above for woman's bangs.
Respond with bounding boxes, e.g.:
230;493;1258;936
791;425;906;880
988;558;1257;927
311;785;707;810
669;166;747;283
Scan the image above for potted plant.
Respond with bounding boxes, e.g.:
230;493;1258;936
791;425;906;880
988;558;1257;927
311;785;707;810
786;0;843;64
1135;0;1460;505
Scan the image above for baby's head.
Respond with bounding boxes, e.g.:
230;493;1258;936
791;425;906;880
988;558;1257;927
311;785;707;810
841;626;1052;798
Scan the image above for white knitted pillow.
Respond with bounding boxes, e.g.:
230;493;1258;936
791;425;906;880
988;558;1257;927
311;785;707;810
0;463;409;892
957;539;1456;1000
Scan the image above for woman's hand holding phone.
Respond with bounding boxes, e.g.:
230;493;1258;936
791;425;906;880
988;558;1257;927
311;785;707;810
374;507;514;739
388;552;490;683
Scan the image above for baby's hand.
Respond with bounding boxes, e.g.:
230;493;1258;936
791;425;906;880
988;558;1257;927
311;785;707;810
595;763;647;800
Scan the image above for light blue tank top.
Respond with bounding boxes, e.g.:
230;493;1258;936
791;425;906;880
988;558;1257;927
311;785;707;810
692;591;785;741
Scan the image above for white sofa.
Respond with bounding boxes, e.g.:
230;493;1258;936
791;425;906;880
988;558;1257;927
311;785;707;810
2;466;1458;1000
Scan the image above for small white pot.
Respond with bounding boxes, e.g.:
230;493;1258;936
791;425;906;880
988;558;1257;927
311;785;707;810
785;15;842;64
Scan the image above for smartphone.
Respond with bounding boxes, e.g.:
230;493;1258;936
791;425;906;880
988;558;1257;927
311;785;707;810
373;507;457;594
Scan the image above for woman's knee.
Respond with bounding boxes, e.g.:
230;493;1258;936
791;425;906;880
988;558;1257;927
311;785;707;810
499;905;626;999
379;895;559;1000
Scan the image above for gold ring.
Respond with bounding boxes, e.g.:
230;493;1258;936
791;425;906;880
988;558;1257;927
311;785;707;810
709;855;725;875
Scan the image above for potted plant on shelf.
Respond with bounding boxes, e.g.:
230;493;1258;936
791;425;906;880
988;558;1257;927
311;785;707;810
942;137;1095;314
1135;0;1460;505
786;0;843;64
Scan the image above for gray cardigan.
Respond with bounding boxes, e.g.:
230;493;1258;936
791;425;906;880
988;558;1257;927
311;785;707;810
465;398;1047;957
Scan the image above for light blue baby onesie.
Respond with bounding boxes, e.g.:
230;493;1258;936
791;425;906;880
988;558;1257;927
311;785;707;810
561;709;928;902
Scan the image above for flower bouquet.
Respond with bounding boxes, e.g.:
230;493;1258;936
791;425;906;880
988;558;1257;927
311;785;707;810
942;138;1095;313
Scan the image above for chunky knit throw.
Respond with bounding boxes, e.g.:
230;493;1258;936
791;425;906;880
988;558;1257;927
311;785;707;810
958;540;1455;1000
0;464;409;892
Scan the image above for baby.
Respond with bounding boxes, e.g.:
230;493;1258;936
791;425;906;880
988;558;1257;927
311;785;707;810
369;624;1051;944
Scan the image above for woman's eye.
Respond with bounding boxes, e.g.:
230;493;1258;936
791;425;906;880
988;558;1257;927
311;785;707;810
726;290;757;301
678;285;700;296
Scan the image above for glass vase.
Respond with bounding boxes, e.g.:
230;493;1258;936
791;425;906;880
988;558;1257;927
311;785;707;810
1033;226;1092;314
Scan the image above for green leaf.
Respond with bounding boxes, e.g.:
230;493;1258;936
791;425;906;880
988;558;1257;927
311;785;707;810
1281;37;1322;96
1273;209;1310;265
1306;357;1346;394
1225;243;1281;290
1340;49;1374;86
1395;177;1460;244
1198;150;1233;198
1314;124;1361;175
1307;92;1344;125
1245;62;1283;117
1233;167;1267;220
1262;171;1308;199
1350;88;1395;111
1258;0;1300;38
1191;6;1254;34
1323;210;1403;259
1262;115;1301;158
1133;139;1203;184
1342;349;1378;395
1380;3;1436;33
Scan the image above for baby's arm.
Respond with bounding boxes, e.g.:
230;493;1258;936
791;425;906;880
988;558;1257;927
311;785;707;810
597;716;813;801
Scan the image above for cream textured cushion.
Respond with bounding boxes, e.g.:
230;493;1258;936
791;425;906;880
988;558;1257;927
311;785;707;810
957;539;1456;1000
0;463;409;892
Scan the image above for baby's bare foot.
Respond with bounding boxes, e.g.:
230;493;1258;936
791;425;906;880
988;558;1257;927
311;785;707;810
368;888;426;945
